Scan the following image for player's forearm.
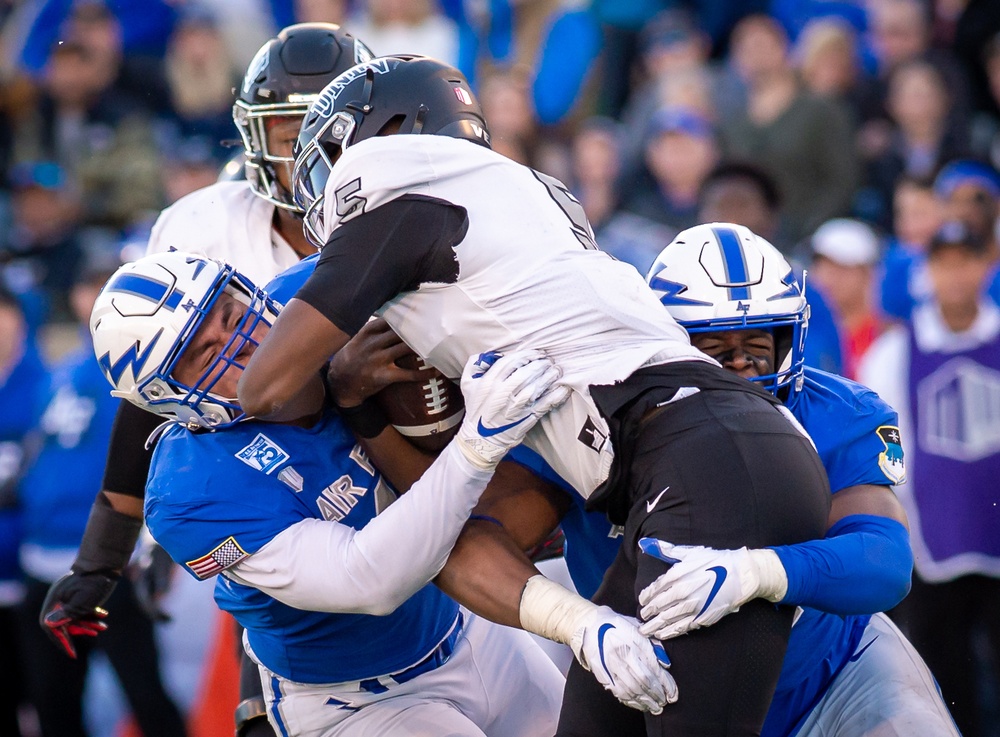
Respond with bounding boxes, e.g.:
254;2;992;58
103;491;144;519
238;298;349;419
230;442;495;615
771;513;912;615
434;518;538;628
74;494;144;575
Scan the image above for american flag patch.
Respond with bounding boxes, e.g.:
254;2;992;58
186;536;248;579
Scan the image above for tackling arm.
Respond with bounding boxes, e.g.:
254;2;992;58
638;483;913;640
225;351;567;615
238;298;343;421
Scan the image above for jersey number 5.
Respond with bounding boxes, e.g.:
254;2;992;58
335;177;367;222
532;170;599;250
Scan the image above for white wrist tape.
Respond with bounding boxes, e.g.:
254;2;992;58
518;574;599;646
750;548;789;603
454;435;499;472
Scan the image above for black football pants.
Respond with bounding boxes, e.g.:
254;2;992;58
558;389;830;737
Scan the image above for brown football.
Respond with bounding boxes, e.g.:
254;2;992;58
375;352;465;453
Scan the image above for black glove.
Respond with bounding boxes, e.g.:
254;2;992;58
129;541;175;622
39;571;116;658
38;493;143;658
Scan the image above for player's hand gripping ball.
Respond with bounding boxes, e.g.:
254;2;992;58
376;353;465;452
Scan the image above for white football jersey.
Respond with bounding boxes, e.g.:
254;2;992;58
146;181;302;285
320;135;711;497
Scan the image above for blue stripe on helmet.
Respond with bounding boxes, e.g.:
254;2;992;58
108;274;185;311
711;226;751;301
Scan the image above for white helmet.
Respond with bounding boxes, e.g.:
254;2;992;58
90;251;279;429
645;222;809;393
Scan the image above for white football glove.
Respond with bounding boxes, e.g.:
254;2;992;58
571;605;678;714
637;539;788;641
455;350;569;470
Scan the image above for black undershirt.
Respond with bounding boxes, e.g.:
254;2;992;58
295;195;468;335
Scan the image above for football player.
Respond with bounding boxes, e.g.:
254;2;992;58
37;23;377;737
42;30;677;727
89;251;572;737
558;223;961;736
240;55;831;735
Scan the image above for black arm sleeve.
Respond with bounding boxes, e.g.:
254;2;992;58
100;400;165;499
295;194;468;335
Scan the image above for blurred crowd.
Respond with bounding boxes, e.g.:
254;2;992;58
1;0;999;736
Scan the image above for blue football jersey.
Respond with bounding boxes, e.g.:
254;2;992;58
763;366;903;737
266;253;318;304
145;412;459;684
0;339;48;584
18;342;118;551
786;366;905;492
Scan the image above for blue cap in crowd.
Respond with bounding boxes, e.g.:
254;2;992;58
647;106;714;141
933;160;1000;200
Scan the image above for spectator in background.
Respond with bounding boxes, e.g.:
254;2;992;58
697;160;844;374
477;68;538;166
894;175;948;251
572;116;673;274
63;0;171;118
809;218;885;379
13;263;188;737
881;176;946;321
295;0;348;24
937;159;1000;258
859;221;1000;737
13;0;178;77
570;116;620;232
857;0;971;161
721;14;858;243
13;40;161;229
163;8;241;162
863;60;969;229
795;16;863;109
0;284;48;737
698;160;781;243
348;0;458;66
623;105;718;236
882;162;1000;321
617;9;714;189
2;162;82;321
159;135;222;206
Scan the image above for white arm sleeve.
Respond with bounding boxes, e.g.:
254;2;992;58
224;441;492;615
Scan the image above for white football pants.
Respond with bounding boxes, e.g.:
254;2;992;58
256;611;564;737
797;612;961;737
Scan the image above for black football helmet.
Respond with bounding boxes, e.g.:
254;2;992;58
292;55;491;246
233;23;374;212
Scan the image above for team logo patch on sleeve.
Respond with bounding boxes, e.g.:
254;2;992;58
236;433;289;475
876;425;906;484
186;536;249;579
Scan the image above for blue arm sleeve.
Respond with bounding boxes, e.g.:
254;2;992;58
771;514;912;615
